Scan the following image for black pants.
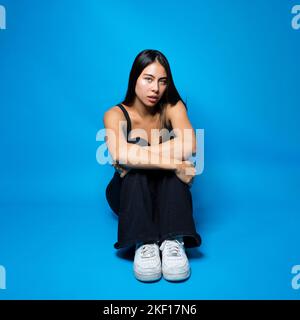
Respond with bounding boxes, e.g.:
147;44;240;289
106;169;202;249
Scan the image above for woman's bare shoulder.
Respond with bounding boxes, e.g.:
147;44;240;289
104;105;123;117
166;100;186;111
103;105;125;125
106;104;122;114
165;100;186;122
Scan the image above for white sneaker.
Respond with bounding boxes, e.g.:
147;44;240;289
133;242;162;282
160;239;191;281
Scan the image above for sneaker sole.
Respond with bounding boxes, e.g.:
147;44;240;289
134;269;162;282
163;268;191;282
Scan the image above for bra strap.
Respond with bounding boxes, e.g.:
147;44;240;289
117;103;131;138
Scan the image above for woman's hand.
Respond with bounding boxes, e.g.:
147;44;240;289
112;161;131;178
175;160;196;187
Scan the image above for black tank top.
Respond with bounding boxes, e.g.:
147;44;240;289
116;103;173;147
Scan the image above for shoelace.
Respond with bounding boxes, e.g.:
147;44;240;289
139;244;157;258
161;240;183;257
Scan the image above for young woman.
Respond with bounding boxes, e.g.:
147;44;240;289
103;49;202;282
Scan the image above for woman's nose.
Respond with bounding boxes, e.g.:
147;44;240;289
151;81;159;92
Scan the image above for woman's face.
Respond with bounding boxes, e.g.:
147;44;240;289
135;61;168;107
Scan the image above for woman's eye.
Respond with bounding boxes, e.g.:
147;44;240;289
144;77;167;85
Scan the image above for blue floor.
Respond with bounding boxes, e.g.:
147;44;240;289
1;160;299;299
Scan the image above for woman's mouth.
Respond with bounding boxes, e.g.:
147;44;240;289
147;96;159;103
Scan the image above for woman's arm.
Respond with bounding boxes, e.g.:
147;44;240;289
103;107;180;171
143;100;197;160
143;135;195;161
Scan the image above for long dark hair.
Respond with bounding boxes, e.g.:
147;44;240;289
121;49;187;128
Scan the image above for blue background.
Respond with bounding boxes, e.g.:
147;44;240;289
0;0;300;299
